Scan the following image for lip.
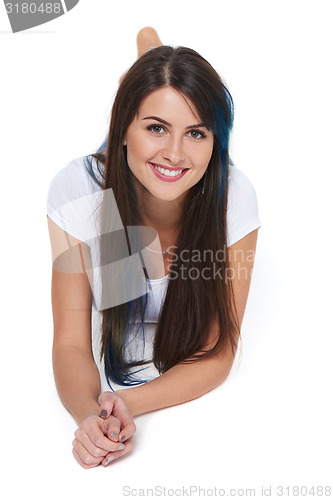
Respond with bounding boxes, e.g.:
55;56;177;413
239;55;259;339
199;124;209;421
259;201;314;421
148;162;189;183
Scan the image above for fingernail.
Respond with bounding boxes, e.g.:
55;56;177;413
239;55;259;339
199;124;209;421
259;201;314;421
110;432;119;440
103;456;115;467
99;409;108;419
118;444;125;451
120;435;127;442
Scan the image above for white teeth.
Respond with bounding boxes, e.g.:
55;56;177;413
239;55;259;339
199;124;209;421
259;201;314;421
153;164;183;177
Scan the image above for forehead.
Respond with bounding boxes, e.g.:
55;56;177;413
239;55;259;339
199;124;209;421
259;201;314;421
137;86;202;122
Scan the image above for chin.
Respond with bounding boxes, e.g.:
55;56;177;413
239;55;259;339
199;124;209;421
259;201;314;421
152;191;182;202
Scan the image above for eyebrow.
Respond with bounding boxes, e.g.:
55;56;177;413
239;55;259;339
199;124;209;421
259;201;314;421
142;115;210;130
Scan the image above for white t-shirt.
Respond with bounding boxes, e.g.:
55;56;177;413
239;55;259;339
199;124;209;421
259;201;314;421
47;156;261;388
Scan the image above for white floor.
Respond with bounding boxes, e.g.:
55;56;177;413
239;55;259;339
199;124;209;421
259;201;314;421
1;1;332;498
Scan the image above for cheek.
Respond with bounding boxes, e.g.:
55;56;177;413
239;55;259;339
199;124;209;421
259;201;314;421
127;132;155;161
195;144;214;169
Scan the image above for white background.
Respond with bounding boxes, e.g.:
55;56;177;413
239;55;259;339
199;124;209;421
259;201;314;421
1;1;332;498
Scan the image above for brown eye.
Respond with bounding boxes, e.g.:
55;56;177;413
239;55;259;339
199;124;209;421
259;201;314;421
147;124;165;134
188;130;206;139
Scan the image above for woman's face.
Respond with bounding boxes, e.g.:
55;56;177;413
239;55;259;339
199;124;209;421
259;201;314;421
123;85;214;203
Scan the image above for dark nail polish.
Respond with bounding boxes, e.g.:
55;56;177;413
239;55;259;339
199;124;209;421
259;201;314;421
99;409;108;419
120;435;127;442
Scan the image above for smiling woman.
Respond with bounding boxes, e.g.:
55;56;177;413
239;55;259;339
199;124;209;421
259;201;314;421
46;27;261;469
124;86;214;204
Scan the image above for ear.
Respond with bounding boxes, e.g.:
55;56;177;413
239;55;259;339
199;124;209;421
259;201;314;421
123;137;127;146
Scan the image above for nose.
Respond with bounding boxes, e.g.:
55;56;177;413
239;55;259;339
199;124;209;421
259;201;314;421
162;136;186;165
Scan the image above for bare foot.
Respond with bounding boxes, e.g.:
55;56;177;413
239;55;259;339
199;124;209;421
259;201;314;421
136;27;163;58
119;27;163;84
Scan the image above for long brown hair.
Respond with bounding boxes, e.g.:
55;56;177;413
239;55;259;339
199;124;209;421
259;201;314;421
89;46;240;385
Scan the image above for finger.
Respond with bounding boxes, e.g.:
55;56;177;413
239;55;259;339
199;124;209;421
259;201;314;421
73;448;98;469
98;391;115;419
118;420;136;443
101;436;134;467
72;439;103;469
112;400;136;442
74;429;110;458
104;415;121;443
88;422;126;453
98;391;136;443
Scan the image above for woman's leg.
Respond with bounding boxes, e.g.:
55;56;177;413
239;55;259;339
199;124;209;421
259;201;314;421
119;27;163;84
136;27;163;57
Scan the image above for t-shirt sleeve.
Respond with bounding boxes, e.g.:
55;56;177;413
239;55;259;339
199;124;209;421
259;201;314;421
46;157;103;242
47;157;127;312
227;165;261;247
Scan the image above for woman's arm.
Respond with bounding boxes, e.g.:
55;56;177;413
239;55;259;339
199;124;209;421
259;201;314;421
115;337;235;416
101;229;259;417
48;216;102;423
48;216;136;468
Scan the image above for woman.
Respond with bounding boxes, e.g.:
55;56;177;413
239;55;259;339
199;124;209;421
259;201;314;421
47;28;261;469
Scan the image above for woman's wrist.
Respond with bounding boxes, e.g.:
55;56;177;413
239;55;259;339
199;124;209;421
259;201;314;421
115;388;138;416
73;399;101;425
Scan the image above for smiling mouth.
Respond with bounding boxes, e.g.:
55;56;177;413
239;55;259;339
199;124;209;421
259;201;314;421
149;162;189;178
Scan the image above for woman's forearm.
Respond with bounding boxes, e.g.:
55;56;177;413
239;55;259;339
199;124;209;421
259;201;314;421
116;344;236;417
52;345;101;425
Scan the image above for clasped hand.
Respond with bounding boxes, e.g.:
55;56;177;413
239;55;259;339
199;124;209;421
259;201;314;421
72;391;136;469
